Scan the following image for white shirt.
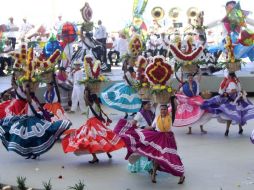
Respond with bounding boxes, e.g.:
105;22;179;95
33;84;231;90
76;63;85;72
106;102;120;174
157;36;170;49
219;81;241;94
94;25;107;39
20;22;33;38
111;38;118;51
146;34;157;50
70;69;84;86
117;38;128;57
6;23;19;38
54;20;63;32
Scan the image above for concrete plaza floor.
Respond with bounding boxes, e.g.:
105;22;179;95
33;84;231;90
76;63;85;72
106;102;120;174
0;104;254;190
1;64;254;189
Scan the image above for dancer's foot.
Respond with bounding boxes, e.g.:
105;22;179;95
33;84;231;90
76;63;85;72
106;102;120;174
178;176;185;184
89;159;99;164
25;155;31;159
225;130;229;136
31;155;38;159
124;113;128;119
201;130;207;134
186;131;192;135
239;129;243;135
107;152;112;159
151;172;156;183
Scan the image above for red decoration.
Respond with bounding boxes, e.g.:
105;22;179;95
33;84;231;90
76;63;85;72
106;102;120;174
85;57;100;78
145;56;173;85
58;22;77;44
169;44;203;62
81;2;93;22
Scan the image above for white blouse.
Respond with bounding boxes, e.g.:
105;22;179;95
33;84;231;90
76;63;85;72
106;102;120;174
133;112;149;128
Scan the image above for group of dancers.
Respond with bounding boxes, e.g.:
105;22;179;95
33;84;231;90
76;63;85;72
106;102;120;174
1;1;254;185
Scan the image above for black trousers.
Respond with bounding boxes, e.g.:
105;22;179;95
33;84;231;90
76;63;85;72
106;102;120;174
8;37;16;50
97;38;107;63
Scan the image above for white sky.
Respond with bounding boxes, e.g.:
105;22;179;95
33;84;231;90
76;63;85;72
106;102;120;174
0;0;253;32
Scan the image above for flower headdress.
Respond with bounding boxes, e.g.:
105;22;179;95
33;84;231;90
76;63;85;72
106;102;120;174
10;43;61;84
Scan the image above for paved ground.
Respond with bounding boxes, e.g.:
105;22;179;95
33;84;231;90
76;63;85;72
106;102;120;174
1;65;254;190
0;103;254;190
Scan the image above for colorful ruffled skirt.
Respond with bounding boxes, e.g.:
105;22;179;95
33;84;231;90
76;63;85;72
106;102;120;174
100;82;141;113
0;115;71;157
114;119;184;177
44;102;68;121
173;94;207;127
201;95;254;125
62;117;125;155
128;156;153;173
0;99;27;119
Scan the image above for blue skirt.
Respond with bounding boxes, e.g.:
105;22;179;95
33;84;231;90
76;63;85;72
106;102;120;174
0;115;71;157
100;82;142;113
128;156;153;173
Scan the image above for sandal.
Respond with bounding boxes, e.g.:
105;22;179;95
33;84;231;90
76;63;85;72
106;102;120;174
178;176;185;184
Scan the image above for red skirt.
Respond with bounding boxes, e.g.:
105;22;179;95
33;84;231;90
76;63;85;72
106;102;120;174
0;99;27;119
62;117;125;154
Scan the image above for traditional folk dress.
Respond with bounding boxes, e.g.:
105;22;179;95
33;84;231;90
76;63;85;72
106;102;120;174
114;114;184;177
62;102;125;156
0;98;71;157
100;71;141;113
201;77;254;125
43;87;68;121
173;78;210;127
127;109;154;173
0;87;27;119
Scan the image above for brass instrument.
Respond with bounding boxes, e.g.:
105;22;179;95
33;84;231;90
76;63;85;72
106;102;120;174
169;7;180;22
151;7;165;21
186;7;199;25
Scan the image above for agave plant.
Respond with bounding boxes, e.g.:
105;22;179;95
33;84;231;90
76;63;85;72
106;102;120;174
42;179;52;190
68;180;86;190
16;176;27;190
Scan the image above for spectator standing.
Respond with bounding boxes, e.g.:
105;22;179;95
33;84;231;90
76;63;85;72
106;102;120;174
94;20;107;63
20;18;34;40
6;17;19;50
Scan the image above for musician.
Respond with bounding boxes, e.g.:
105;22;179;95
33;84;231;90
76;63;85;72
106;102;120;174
94;20;107;63
145;31;157;57
6;17;19;50
157;32;170;57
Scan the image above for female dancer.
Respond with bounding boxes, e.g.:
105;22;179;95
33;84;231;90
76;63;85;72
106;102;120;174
174;72;208;134
100;61;141;118
114;104;185;184
43;82;68;121
128;100;154;173
62;87;125;163
201;72;254;136
0;81;71;159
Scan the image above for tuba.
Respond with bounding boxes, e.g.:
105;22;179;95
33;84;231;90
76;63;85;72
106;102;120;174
169;7;180;22
187;7;199;18
151;7;165;21
187;7;199;25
